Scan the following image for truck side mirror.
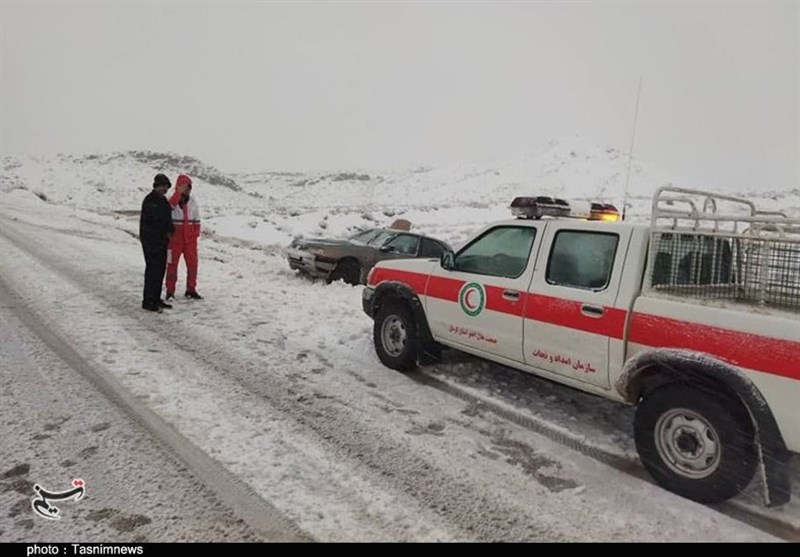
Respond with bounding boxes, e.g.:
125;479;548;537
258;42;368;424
441;250;455;270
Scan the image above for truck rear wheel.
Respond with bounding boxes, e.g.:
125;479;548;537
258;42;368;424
373;302;418;371
634;383;757;503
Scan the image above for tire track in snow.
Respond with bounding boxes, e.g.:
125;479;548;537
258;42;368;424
0;230;312;543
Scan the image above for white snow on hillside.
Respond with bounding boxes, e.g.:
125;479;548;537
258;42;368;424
3;138;797;253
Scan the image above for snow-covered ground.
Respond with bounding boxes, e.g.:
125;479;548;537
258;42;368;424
1;142;798;541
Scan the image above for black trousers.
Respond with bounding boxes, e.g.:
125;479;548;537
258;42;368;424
142;243;168;307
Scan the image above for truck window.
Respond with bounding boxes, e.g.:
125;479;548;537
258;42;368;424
546;230;619;290
455;226;536;278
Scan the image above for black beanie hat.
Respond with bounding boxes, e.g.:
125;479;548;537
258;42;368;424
153;173;171;188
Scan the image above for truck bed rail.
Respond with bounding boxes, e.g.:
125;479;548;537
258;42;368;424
645;186;800;310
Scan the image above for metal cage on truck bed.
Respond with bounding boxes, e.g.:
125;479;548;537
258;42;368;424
645;186;800;311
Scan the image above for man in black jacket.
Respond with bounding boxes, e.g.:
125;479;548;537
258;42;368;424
139;173;175;312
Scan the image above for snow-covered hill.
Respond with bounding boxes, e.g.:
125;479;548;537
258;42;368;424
3;138;798;250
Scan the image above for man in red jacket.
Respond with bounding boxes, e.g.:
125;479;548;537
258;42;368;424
165;174;203;300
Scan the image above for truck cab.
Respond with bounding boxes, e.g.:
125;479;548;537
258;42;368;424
362;187;800;506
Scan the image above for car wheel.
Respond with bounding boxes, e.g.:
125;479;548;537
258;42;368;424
373;302;418;371
634;383;757;504
330;259;361;285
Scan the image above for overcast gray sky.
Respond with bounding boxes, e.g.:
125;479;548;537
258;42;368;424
1;1;797;191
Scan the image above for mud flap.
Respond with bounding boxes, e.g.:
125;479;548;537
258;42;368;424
759;441;791;507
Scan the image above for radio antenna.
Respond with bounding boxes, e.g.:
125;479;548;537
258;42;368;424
622;76;643;221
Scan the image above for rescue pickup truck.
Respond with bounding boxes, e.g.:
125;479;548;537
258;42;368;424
362;187;800;506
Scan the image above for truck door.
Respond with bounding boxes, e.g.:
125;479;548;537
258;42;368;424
523;222;631;389
426;224;541;364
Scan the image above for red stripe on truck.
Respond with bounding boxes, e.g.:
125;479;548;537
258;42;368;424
484;285;527;317
370;268;800;380
628;313;800;381
425;274;462;302
524;293;628;339
369;268;430;294
427;276;528;316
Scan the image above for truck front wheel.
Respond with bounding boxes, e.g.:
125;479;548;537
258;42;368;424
374;302;419;371
634;383;757;504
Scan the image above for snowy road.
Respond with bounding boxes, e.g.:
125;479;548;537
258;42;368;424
0;192;796;542
0;282;291;542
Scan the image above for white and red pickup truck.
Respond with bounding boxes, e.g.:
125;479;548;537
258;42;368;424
362;187;799;506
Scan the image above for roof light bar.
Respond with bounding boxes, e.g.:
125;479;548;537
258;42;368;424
510;196;570;219
590;202;621;222
510;197;620;222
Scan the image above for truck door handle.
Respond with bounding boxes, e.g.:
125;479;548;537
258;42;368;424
503;290;521;301
580;304;604;318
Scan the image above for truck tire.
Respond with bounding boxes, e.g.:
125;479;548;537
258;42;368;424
634;383;757;504
373;302;418;371
329;259;361;285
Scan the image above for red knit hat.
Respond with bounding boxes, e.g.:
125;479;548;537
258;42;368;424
176;174;192;188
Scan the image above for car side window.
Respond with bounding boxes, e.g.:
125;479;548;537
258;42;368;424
546;230;618;290
384;234;419;255
454;226;536;278
419;238;446;258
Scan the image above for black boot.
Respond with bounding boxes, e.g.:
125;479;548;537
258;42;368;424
185;291;203;300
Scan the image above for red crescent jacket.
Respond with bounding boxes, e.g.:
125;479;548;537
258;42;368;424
168;191;201;242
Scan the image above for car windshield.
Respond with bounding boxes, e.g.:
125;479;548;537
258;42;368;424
366;230;397;247
348;229;381;244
